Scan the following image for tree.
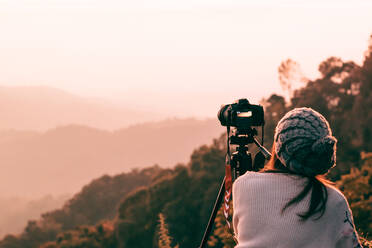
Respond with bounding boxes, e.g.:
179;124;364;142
278;59;308;99
336;157;372;237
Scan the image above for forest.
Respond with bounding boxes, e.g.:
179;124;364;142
0;36;371;248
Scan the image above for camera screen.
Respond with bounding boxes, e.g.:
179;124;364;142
237;111;252;118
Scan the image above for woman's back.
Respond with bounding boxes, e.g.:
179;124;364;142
233;171;360;248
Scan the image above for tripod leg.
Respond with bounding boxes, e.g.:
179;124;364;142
199;177;225;248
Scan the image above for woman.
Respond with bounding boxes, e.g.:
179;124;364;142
232;107;362;248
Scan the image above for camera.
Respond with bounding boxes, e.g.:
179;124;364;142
218;98;264;128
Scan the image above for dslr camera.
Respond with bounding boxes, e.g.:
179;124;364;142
218;98;264;129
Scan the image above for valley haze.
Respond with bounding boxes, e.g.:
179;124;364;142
0;86;224;198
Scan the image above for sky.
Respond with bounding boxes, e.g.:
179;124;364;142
1;0;372;118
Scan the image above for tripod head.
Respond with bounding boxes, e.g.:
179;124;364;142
229;127;257;146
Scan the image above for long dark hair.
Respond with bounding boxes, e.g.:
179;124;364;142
261;144;334;221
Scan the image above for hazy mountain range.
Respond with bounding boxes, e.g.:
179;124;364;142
0;86;224;239
0;86;224;198
0;86;163;130
0;119;223;198
0;195;70;239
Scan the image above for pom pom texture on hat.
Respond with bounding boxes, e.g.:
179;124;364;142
274;107;337;176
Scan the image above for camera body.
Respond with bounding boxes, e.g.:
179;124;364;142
218;98;264;129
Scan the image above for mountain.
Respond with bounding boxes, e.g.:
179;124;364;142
0;195;69;239
0;118;224;197
0;137;227;248
2;139;370;248
0;165;171;243
0;86;162;130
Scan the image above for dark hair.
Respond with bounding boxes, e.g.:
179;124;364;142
261;144;334;221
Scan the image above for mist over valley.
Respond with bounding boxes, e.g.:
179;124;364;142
0;86;224;239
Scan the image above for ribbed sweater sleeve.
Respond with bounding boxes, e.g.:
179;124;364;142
335;201;362;248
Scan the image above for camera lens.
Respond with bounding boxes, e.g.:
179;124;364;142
217;104;231;126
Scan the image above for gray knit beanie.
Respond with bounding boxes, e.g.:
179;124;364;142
274;107;337;176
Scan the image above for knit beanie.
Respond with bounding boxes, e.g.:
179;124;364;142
274;107;337;176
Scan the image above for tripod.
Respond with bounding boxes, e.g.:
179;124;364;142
198;128;271;248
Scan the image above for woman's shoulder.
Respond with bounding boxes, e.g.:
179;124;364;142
234;171;260;181
232;171;263;192
233;171;305;190
234;171;302;183
325;184;350;208
233;171;266;185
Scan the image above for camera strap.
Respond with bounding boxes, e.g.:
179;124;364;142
224;126;233;229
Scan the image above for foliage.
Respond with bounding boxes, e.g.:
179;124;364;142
38;221;116;248
0;220;60;248
43;165;171;230
336;157;372;238
261;94;287;146
278;59;308;98
115;137;226;248
360;236;372;248
157;213;179;248
208;206;235;248
0;166;169;248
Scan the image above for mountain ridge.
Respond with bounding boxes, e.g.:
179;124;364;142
0;118;223;198
0;85;163;130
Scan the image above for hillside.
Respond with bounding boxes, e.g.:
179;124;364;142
0;118;223;197
0;165;173;246
0;86;161;130
0;195;69;239
1;139;370;248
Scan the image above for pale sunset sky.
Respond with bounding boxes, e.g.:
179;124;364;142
1;0;371;117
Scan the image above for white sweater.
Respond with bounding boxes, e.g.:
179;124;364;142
232;171;362;248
